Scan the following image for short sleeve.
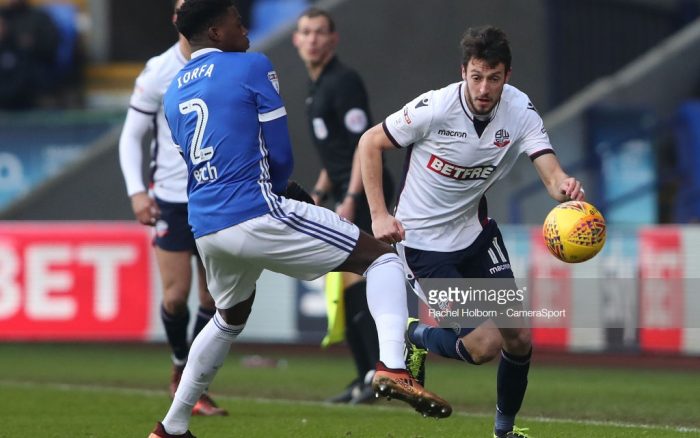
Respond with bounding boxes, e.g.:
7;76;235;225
246;54;286;123
382;91;434;148
518;105;555;159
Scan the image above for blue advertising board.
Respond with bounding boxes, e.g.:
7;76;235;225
587;107;658;223
0;112;119;210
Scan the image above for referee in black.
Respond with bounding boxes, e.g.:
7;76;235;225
293;7;395;404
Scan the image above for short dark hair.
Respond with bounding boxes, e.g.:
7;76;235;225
460;26;511;72
176;0;235;40
298;7;335;32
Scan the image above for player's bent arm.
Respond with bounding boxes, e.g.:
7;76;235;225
358;124;405;243
118;108;153;197
346;147;364;198
336;147;364;220
532;153;585;202
359;124;394;218
261;115;294;194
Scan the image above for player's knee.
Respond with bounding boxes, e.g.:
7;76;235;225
220;290;256;326
465;334;502;364
470;352;492;365
515;328;531;348
339;232;396;274
472;343;501;364
162;296;188;315
162;281;191;304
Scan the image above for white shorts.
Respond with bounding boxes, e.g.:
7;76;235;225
195;197;360;309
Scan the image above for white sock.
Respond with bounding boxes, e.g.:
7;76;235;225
162;312;244;434
364;253;408;369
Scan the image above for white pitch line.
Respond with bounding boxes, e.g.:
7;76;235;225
1;379;698;434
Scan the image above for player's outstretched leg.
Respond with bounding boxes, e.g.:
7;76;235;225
338;231;452;418
408;319;503;365
372;361;451;418
409;323;478;362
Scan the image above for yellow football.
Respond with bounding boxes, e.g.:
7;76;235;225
542;201;607;263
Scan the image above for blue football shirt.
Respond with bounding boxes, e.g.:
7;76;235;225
163;48;293;238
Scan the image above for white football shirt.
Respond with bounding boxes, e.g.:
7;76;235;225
384;82;554;251
122;43;188;202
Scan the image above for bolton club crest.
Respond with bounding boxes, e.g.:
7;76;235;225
494;129;511;148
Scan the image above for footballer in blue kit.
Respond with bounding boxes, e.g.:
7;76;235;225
149;1;452;437
164;50;292;238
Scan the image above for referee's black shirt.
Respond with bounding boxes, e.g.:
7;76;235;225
305;56;372;199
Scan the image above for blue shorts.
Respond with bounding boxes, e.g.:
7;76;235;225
404;219;514;280
153;198;197;253
405;220;516;333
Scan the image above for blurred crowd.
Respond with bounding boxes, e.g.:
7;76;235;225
0;0;83;110
0;0;285;111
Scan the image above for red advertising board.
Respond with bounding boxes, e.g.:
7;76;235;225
0;222;152;340
529;229;571;349
638;227;684;353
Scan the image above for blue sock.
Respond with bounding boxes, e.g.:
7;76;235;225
409;324;477;363
161;305;190;363
494;409;516;437
494;348;532;436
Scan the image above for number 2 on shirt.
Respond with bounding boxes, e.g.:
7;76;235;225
179;98;214;165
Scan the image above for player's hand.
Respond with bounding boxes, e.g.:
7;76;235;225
559;177;585;201
335;197;356;223
131;192;159;226
372;213;405;245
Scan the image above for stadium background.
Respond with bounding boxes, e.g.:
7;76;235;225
1;0;700;436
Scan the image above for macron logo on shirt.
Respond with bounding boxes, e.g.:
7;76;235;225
437;128;467;138
427;154;495;180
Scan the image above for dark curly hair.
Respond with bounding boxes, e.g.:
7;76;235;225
460;26;511;71
175;0;235;40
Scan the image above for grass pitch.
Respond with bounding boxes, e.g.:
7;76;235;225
0;343;698;437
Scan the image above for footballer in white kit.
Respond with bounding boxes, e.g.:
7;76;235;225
120;43;189;206
358;26;584;438
386;82;554;253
